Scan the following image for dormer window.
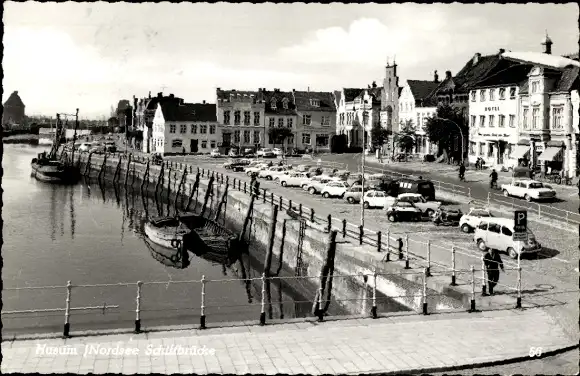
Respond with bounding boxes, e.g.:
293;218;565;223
310;99;320;107
282;98;289;109
271;98;277;110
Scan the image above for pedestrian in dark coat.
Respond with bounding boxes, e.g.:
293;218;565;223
483;249;504;295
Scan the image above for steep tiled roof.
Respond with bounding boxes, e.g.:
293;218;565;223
407;80;440;101
368;87;382;105
398;87;403;97
554;66;579;92
216;89;264;103
145;95;183;111
293;91;336;112
162;103;217;122
334;90;342;106
343;88;365;102
519;80;529;94
4;91;24;107
263;90;297;115
472;64;534;89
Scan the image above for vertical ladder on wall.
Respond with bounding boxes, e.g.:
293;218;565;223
295;219;306;276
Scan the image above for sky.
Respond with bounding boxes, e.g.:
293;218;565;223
3;2;579;118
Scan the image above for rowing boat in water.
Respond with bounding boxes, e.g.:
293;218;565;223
145;239;190;269
143;216;191;249
31;156;80;183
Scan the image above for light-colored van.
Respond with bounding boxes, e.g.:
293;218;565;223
473;217;542;259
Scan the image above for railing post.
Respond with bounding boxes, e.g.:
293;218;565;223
200;275;206;329
426;240;432;276
342;219;347;238
404;234;410;269
359;225;364;245
299;203;302;216
310;209;315;222
270;192;274;205
62;280;72;337
288;199;293;212
135;281;143;333
385;230;391;261
516;266;522;309
468;266;476;312
450;246;457;285
538;204;541;219
317;284;324;322
481;256;487;296
260;273;266;325
371;271;378;319
279;196;283;209
327;214;332;232
468;187;471;198
422;268;428;315
376;231;382;253
263;189;266;203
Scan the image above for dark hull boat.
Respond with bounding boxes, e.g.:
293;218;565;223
143;216;191;249
31;156;80;184
144;237;190;269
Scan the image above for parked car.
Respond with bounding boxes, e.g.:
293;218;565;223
321;181;350;198
392;178;436;201
304;176;338;194
362;190;396;209
295;164;312;173
223;159;239;169
78;142;93;152
279;172;310;187
151;152;163;165
343;185;365;204
242;148;255;156
272;148;284;157
89;143;105;154
474;217;542;259
307;166;322;177
257;148;275;158
459;207;495;233
500;179;556;202
210;149;221;158
333;170;350;180
231;159;252;172
228;149;240;157
396;193;442;217
245;163;270;176
258;166;289;180
386;201;423;222
104;142;117;152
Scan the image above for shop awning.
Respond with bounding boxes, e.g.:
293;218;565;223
511;145;530;160
538;146;563;162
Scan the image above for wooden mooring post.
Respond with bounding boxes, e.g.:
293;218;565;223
113;157;122;183
97;154;108;183
124;154;132;188
312;230;337;321
84;152;93;176
174;168;188;210
140;161;150;192
238;179;260;243
185;171;201;212
154;163;165;197
213;183;229;223
200;175;215;217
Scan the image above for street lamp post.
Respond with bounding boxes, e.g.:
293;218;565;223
356;101;369;229
434;116;464;164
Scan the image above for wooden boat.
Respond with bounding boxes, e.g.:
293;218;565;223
144;237;190;269
143;216;191;249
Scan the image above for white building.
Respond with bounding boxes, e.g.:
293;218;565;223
336;86;381;148
398;74;440;155
468;64;532;168
152;101;220;155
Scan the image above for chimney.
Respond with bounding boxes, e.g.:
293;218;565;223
434;70;439;83
499;48;505;54
445;71;452;80
148;91;151;99
203;100;206;104
472;53;481;65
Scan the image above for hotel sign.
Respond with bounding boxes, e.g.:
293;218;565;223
484;106;501;112
478;132;511;137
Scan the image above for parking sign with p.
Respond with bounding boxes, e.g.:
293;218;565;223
513;210;528;241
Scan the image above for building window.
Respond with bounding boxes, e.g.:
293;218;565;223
531;81;540;93
210;141;216;149
282;98;289;109
509;87;516;99
253;112;260;126
489;115;495;127
302;133;311;145
487;143;494;158
310;99;320;107
499;115;505;128
210;125;216;134
303;115;311;125
532;106;540;129
287;135;294;145
271;99;277;110
234;130;240;143
470;115;476;127
180;124;187;134
489;89;495;101
509;115;515;128
480;90;486;102
170;124;176;133
316;134;329;147
172;139;182;148
243;130;251;143
244;111;250;125
321;116;330;126
499;88;506;100
201;141;207;149
253;131;260;144
479;115;485;128
478;142;484;156
552;106;564;129
191;124;197;134
469;142;476;155
223;110;231;125
522;107;529;129
234;111;241;125
278;118;284;128
200;125;207;134
269;118;275;127
287;118;293;128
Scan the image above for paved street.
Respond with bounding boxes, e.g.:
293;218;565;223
1;308;576;374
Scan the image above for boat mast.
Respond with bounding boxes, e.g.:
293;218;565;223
49;114;62;159
70;109;79;165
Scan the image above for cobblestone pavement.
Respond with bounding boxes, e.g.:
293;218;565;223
1;309;575;374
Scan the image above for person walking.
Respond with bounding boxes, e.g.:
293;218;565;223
483;248;504;295
459;162;466;181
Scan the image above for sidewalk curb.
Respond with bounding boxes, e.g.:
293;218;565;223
363;343;580;375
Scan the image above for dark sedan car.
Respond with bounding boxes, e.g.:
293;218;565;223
385;200;423;222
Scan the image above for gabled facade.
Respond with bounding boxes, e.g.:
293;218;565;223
216;88;265;152
137;92;184;153
380;62;400;136
292;90;337;151
152;101;219;155
2;91;26;128
336;85;382;148
263;88;298;149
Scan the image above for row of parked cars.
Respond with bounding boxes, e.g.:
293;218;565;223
221;158;543;259
212;147;304;159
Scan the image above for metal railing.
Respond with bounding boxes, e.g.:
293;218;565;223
3;266;523;338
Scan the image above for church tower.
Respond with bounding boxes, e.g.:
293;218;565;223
381;59;400;134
